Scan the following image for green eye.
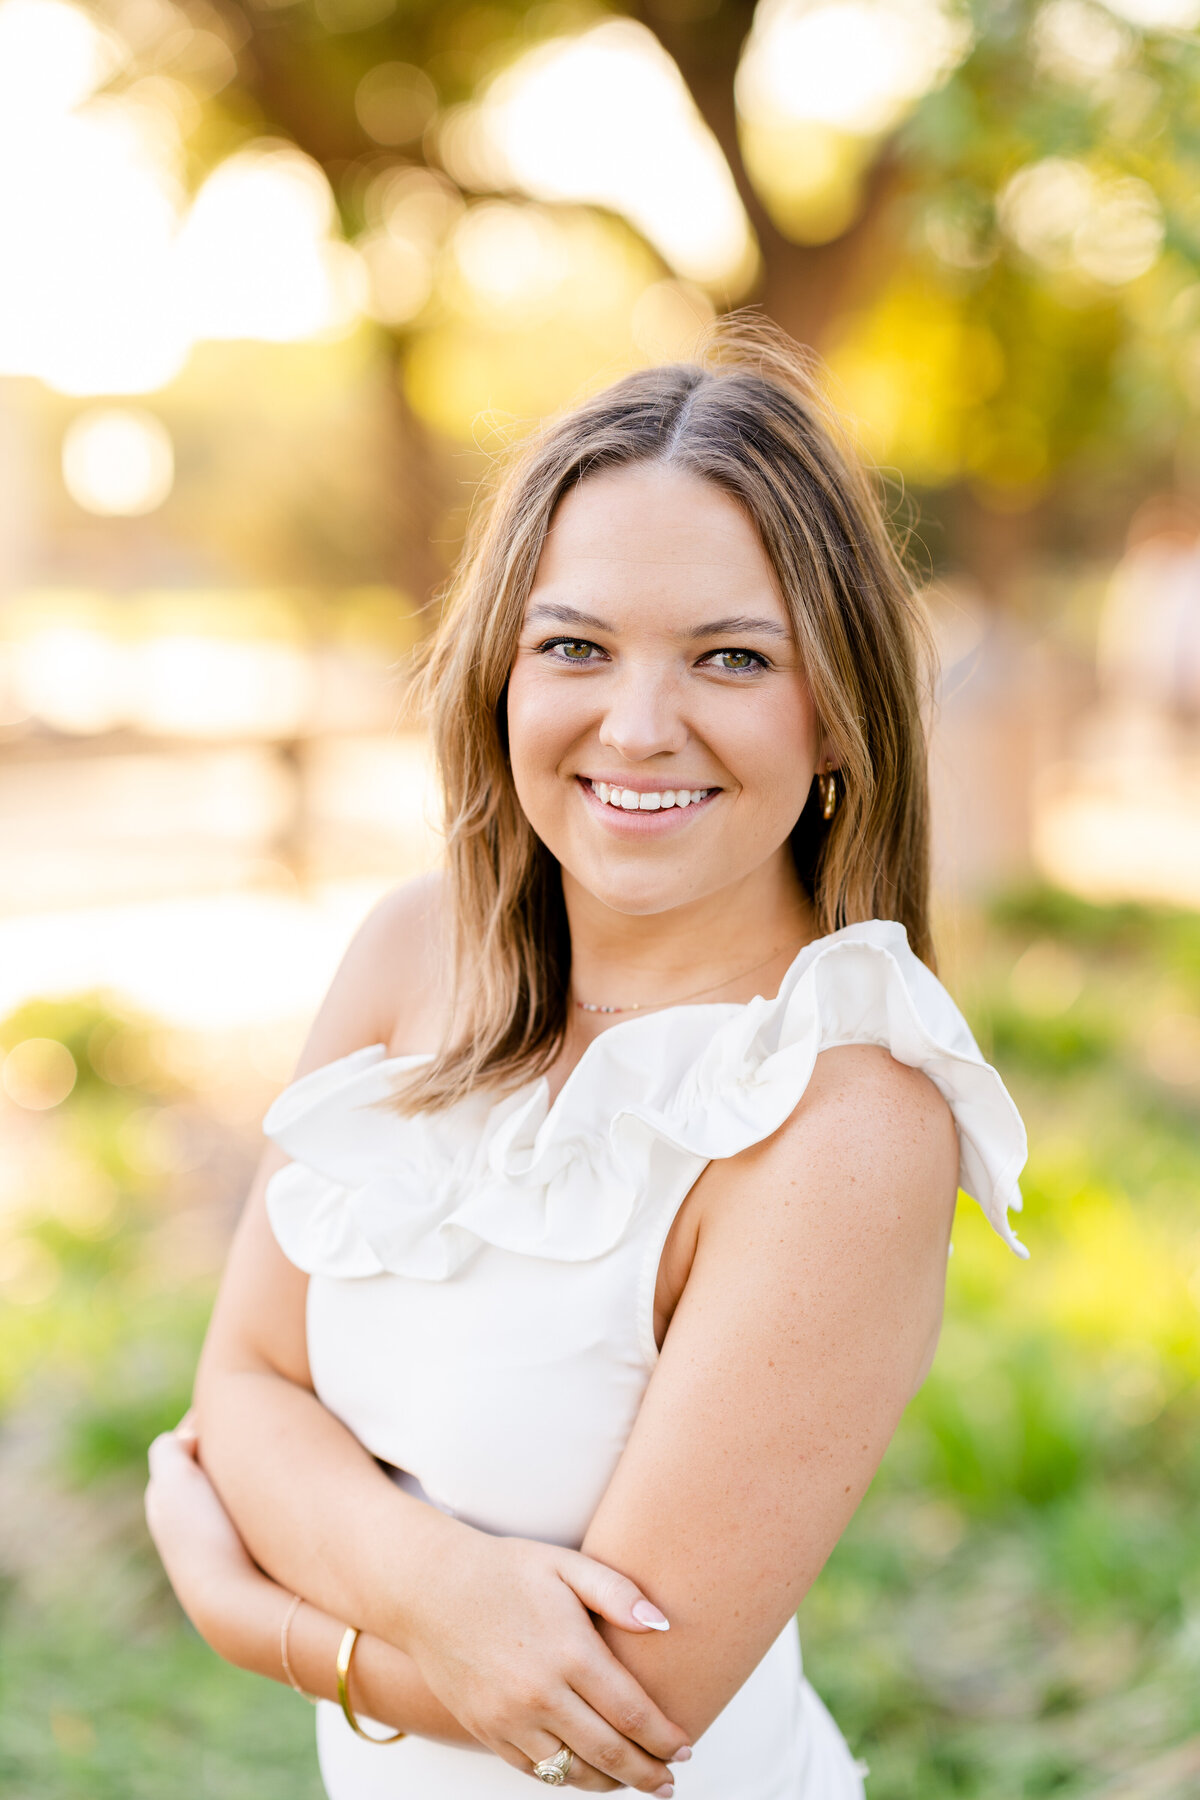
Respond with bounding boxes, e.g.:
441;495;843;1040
537;637;603;662
709;649;765;672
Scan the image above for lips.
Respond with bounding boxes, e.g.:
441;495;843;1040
586;779;717;812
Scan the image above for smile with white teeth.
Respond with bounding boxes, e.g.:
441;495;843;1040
587;780;715;811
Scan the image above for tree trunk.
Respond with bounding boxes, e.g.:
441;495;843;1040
633;0;904;350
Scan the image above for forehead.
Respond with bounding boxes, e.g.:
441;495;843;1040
527;463;787;626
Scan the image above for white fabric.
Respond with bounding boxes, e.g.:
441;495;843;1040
263;918;1028;1798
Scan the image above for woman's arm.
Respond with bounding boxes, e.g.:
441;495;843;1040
580;1043;960;1743
187;884;688;1793
146;1418;684;1791
194;1193;684;1790
145;1418;474;1745
192;881;459;1640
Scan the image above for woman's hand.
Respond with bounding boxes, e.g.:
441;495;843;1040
144;1411;262;1647
147;1420;688;1795
397;1526;690;1795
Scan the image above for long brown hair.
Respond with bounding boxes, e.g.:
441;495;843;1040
395;317;935;1113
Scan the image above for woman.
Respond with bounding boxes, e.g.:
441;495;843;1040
146;323;1028;1799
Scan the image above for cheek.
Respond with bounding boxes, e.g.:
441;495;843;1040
716;682;819;809
505;665;580;803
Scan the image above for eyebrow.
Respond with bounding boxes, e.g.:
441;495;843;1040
688;614;791;641
525;603;611;630
525;602;791;641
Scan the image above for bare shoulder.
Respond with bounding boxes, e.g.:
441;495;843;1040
291;871;450;1080
797;1043;958;1174
699;1043;959;1265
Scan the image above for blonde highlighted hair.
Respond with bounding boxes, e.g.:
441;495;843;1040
396;319;935;1113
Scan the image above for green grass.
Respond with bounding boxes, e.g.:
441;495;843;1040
0;1588;323;1800
2;891;1199;1797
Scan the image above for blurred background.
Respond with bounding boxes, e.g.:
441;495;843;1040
1;0;1199;1793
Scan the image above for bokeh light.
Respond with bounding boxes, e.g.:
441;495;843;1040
354;60;437;147
451;20;757;292
176;143;367;343
1103;0;1200;25
734;0;970;242
736;0;971;135
61;408;175;516
998;158;1164;285
0;1;368;395
0;0;123;129
1032;0;1133;83
2;1035;77;1109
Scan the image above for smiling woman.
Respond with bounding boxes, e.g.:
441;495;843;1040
401;324;937;1113
508;465;827;939
145;318;1028;1800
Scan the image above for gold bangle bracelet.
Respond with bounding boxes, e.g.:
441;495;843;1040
336;1625;406;1744
281;1594;319;1705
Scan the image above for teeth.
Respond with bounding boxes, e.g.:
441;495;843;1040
588;781;711;811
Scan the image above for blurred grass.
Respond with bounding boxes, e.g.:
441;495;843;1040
1;888;1199;1795
0;1600;324;1800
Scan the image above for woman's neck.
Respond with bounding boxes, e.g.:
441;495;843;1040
561;855;818;1024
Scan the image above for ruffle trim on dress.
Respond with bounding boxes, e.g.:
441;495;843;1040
262;919;1029;1281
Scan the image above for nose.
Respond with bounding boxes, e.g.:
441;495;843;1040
596;662;689;762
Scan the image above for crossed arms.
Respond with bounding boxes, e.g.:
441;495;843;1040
147;949;957;1793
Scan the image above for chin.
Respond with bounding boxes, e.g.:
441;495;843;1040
564;861;707;918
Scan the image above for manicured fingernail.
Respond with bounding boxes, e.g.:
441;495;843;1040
672;1747;693;1763
631;1600;669;1630
654;1787;674;1798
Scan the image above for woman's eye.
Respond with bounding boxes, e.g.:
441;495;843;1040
541;638;602;663
705;648;767;673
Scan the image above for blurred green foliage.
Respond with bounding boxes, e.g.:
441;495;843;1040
803;887;1200;1797
1;891;1198;1795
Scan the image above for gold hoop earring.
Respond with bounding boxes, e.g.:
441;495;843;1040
819;770;838;821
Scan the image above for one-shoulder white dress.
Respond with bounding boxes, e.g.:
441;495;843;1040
262;919;1029;1799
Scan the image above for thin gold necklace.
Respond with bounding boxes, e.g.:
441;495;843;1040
573;936;809;1016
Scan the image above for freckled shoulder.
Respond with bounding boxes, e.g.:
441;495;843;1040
655;1042;959;1354
696;1042;960;1257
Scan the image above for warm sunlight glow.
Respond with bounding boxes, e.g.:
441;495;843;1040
176;143;367;343
1102;0;1200;26
998;159;1164;284
463;21;756;292
1033;0;1133;83
61;408;175;515
736;0;971;136
450;203;570;316
0;0;123;127
0;0;367;395
10;625;127;734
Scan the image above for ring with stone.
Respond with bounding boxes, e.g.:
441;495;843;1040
532;1745;574;1785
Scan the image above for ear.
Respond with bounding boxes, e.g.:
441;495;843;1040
815;732;839;773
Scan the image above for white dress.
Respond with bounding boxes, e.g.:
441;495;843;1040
262;919;1029;1799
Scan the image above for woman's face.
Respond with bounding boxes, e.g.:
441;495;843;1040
506;462;829;919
